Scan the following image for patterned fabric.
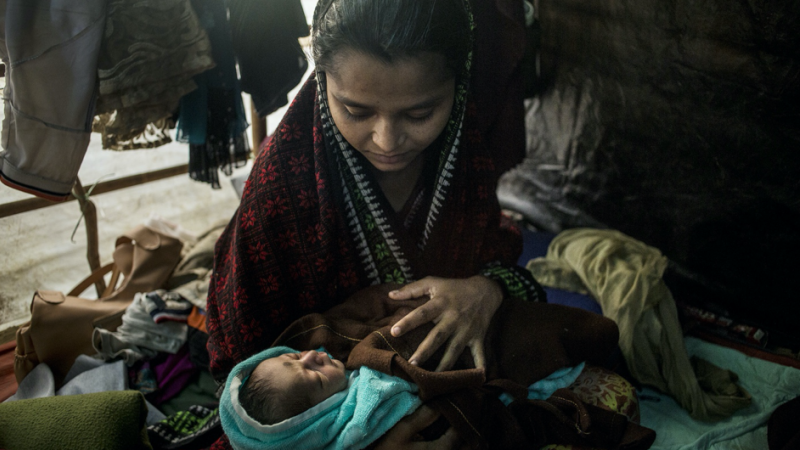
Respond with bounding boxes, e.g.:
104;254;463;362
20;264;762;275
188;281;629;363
540;365;641;450
205;0;540;411
147;405;222;449
92;0;215;150
569;365;640;423
480;260;545;302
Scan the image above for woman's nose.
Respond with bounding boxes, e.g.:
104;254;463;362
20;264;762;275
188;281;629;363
372;119;405;153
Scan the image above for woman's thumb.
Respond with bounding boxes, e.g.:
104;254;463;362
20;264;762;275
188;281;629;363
388;279;432;300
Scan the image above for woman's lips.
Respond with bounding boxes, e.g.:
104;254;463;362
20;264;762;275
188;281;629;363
369;152;410;165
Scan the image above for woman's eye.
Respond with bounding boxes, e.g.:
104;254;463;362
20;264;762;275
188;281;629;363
344;108;371;122
407;111;433;123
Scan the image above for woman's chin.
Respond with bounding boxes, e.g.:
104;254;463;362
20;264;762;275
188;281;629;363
368;158;412;173
366;151;425;174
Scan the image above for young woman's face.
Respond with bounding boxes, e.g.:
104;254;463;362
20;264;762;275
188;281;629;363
325;50;456;174
253;350;348;408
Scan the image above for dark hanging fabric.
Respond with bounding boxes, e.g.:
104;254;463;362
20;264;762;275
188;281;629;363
185;88;251;189
177;0;250;188
470;0;528;177
94;0;214;150
227;0;310;118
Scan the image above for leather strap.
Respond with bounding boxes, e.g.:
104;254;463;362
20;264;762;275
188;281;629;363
68;262;116;297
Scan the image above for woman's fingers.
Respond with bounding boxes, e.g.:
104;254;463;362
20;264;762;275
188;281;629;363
388;278;436;301
408;317;455;366
435;328;470;372
390;275;503;370
469;339;487;369
391;300;442;338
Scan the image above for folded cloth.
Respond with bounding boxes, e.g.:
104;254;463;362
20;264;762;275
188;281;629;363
220;346;422;450
94;292;189;365
0;390;153;450
165;221;227;310
526;228;752;421
147;345;199;406
143;291;195;324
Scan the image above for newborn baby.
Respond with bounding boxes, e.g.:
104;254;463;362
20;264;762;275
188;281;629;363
239;349;349;424
221;346;423;450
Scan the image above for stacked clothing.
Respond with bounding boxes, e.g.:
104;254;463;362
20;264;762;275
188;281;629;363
93;291;191;365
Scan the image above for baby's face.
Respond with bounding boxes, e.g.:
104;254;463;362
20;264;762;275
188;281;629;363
253;350;348;407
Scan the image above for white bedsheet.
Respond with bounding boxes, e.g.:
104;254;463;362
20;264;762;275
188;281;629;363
640;336;800;450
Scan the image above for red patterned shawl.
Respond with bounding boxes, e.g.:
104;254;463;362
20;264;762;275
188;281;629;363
205;73;523;383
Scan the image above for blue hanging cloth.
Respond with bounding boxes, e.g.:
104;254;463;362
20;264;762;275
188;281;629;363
177;0;250;188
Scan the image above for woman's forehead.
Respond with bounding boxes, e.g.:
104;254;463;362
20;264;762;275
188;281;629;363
326;50;454;108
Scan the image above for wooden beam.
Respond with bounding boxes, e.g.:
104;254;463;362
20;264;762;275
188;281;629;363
0;163;189;218
250;98;267;157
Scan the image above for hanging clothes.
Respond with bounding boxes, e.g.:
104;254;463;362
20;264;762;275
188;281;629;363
228;0;310;118
176;0;251;189
93;0;216;150
0;0;107;201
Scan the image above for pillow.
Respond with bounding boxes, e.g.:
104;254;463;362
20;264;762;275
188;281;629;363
0;390;152;450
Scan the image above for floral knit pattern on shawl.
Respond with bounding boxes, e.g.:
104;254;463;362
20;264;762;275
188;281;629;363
206;71;534;380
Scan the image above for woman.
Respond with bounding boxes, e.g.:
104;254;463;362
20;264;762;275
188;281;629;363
207;0;543;446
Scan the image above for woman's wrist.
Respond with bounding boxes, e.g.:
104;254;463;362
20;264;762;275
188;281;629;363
471;274;504;309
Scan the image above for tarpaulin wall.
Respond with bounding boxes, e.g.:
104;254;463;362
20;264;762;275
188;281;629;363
499;0;800;344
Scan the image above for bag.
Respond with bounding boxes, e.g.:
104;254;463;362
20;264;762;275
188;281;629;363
13;225;183;386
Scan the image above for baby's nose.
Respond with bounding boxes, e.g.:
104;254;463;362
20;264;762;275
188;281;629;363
300;350;325;366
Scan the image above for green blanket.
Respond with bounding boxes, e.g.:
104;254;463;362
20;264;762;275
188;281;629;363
0;390;152;450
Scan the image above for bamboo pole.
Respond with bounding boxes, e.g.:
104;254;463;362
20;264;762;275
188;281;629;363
71;177;106;297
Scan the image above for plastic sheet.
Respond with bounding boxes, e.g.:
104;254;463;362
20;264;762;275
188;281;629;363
499;0;800;343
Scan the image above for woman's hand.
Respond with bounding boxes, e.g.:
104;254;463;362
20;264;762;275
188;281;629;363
372;405;462;450
388;275;503;371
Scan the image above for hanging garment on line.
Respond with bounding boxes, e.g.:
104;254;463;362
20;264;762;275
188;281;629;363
228;0;310;118
176;0;250;189
93;0;215;150
0;0;107;201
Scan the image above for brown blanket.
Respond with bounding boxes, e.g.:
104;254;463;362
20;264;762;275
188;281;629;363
271;284;655;449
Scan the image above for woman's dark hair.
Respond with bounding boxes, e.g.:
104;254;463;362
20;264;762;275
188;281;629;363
312;0;470;77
